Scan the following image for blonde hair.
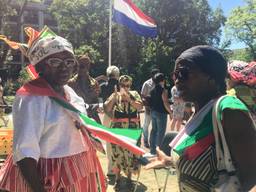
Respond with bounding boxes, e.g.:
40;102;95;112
119;75;133;84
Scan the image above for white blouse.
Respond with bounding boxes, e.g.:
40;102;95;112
12;85;89;163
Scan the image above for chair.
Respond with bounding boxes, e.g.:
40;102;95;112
153;132;178;192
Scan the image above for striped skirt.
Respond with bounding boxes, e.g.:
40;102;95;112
0;149;106;192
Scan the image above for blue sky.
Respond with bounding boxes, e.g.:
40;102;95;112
208;0;246;49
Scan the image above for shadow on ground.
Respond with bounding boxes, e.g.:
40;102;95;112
108;176;147;192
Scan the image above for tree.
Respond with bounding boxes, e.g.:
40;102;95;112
49;0;225;89
0;0;28;69
135;0;225;85
225;0;256;60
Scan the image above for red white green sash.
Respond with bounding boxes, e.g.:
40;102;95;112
17;78;145;155
170;99;216;160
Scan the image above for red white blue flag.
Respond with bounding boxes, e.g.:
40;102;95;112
113;0;157;38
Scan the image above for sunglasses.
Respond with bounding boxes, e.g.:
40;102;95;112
120;84;131;88
47;58;76;68
173;66;191;81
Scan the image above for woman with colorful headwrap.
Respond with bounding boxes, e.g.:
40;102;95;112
0;27;106;192
227;60;256;121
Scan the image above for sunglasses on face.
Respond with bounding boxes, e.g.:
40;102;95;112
120;84;131;88
46;58;76;68
173;66;190;81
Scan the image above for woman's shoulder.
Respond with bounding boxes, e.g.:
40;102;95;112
129;90;139;95
129;90;141;99
13;94;50;111
219;95;249;112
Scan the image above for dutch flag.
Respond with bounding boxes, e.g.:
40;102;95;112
113;0;157;38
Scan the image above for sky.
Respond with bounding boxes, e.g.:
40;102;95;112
208;0;246;49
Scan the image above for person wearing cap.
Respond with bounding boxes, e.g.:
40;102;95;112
68;54;101;124
0;26;106;192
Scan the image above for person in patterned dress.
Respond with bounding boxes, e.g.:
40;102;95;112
145;45;256;192
104;75;143;190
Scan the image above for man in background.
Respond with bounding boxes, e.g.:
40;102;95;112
141;68;160;148
68;54;101;123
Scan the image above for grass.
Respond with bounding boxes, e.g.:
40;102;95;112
0;98;179;191
98;149;179;192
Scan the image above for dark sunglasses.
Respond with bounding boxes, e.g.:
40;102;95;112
173;66;190;81
120;84;131;88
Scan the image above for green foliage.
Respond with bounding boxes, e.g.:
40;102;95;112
228;48;254;62
225;0;256;59
3;67;31;95
75;45;102;64
49;0;224;90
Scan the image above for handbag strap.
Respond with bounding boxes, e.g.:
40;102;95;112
212;95;236;173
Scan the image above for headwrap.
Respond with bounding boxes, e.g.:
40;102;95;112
176;45;227;81
228;60;256;86
0;26;74;65
176;45;227;93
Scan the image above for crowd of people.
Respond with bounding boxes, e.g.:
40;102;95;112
0;26;255;192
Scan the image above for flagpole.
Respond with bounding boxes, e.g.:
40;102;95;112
108;0;113;67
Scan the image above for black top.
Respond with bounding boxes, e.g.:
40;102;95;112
150;84;168;114
100;78;119;101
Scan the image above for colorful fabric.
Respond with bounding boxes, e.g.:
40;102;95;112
113;0;157;37
228;60;256;86
0;148;106;192
108;90;142;176
218;94;249;114
228;85;256;120
17;78;144;155
0;26;74;65
175;95;249;192
170;99;216;160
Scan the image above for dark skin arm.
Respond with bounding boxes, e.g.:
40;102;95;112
17;158;45;192
222;109;256;191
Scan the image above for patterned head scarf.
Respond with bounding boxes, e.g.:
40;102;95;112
0;26;74;65
228;60;256;86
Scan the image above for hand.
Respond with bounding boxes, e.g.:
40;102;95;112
120;88;132;102
249;185;256;192
144;147;170;170
121;92;131;102
113;85;119;102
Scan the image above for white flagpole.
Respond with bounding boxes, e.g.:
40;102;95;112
108;0;113;67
